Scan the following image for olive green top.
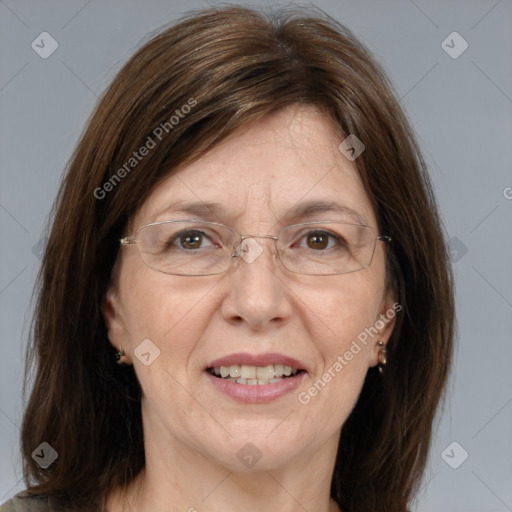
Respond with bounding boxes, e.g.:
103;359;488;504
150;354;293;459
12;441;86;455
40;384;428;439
0;493;55;512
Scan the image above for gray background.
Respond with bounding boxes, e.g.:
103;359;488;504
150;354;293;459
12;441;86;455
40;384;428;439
1;0;511;510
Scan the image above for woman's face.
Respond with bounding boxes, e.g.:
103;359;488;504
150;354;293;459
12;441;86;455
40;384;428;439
104;104;396;472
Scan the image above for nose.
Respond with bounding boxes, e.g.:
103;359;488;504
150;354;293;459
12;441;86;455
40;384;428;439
220;236;293;332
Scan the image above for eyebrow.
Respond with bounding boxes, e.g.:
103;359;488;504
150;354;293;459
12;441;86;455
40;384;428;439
152;199;368;225
153;200;227;222
283;200;368;225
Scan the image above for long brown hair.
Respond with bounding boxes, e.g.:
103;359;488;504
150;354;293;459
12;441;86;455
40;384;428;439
20;5;455;511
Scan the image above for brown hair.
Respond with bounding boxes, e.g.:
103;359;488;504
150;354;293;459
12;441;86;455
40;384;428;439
20;5;455;511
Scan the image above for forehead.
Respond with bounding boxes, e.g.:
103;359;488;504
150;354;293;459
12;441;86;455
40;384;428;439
133;104;376;230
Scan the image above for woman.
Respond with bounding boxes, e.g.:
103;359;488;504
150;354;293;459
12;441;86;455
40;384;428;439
1;4;454;512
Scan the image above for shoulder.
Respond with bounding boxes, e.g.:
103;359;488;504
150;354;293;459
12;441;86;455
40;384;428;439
0;492;55;512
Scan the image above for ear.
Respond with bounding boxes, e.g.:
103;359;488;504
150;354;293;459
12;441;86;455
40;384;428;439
102;283;132;365
369;293;400;367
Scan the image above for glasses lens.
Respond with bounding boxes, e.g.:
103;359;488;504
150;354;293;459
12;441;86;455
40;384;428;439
136;221;238;275
278;222;376;275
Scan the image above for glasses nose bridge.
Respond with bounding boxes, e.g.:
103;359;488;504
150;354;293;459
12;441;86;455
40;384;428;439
233;233;279;260
240;234;279;242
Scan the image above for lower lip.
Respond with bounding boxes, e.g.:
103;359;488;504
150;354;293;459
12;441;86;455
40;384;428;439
205;371;306;403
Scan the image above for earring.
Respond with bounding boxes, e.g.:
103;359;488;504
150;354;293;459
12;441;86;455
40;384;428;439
377;341;387;375
114;345;125;364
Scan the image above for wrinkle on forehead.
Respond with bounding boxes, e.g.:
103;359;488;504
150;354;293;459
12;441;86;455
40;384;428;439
131;104;372;234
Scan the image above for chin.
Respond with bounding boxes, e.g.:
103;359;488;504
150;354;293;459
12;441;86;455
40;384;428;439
194;421;313;472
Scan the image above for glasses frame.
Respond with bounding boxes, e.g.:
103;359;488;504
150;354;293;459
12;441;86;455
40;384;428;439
119;219;392;277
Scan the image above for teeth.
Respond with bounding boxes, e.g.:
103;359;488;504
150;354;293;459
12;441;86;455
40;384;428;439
256;365;274;379
235;377;279;385
229;365;240;378
240;365;256;379
211;364;299;384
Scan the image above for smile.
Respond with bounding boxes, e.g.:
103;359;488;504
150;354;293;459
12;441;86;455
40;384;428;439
207;364;301;385
205;353;307;403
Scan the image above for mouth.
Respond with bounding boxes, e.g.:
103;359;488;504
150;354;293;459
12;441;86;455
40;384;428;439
207;364;304;386
204;352;307;403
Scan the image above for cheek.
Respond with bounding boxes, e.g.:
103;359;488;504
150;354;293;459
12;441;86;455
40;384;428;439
119;267;218;370
118;272;214;412
294;277;381;427
121;263;190;333
299;272;383;355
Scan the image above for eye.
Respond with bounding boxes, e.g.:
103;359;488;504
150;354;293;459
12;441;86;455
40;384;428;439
169;229;216;250
297;230;346;251
306;232;329;250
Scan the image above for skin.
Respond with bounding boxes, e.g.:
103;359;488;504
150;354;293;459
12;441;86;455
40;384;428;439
103;104;396;512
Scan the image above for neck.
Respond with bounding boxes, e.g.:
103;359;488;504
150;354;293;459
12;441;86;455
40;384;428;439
119;466;342;512
106;411;342;512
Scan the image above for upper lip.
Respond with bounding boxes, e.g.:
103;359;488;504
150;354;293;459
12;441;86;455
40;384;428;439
206;352;306;371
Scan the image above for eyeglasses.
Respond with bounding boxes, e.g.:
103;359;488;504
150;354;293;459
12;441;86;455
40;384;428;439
119;219;391;276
